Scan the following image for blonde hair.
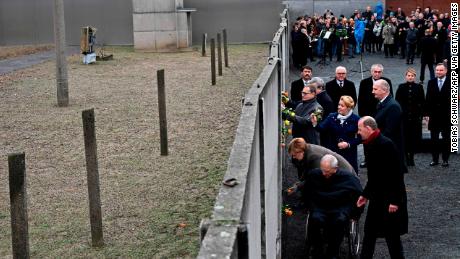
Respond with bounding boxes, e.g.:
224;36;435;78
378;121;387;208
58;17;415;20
340;95;355;109
406;68;417;76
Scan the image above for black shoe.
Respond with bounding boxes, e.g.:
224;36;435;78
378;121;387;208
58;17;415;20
442;161;449;167
359;162;367;168
406;61;410;64
419;80;424;84
410;61;414;64
430;161;439;166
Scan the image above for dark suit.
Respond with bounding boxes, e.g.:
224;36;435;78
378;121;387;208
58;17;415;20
419;35;436;82
325;79;357;109
425;76;451;163
316;90;335;147
290;78;307;107
375;95;407;173
360;133;408;259
358;76;393;117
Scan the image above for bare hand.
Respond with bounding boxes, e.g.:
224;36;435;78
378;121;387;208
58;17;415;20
356;196;368;208
311;114;317;124
423;116;429;123
388;204;399;213
338;141;349;149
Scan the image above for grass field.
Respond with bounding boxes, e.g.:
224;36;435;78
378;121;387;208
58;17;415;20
0;44;268;258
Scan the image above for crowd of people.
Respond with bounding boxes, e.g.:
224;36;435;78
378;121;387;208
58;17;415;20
291;5;452;84
284;6;453;258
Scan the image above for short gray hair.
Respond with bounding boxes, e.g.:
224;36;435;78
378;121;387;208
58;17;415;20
308;77;325;90
375;79;390;92
371;64;384;73
321;154;339;168
360;116;378;130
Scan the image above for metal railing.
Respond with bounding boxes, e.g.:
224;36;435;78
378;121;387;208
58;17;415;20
198;8;289;259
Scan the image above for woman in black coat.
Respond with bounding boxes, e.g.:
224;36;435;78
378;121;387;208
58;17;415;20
395;68;425;166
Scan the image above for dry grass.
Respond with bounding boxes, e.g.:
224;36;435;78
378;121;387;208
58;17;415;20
0;44;268;258
0;44;54;60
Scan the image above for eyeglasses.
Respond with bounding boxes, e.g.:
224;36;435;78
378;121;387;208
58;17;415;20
301;92;312;95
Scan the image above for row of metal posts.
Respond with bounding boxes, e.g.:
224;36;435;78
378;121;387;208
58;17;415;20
202;29;229;85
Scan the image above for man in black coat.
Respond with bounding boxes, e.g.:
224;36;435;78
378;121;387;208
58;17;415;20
373;79;407;173
325;66;357;109
303;154;362;259
419;29;437;83
424;63;451;167
358;64;393;118
289;65;313;109
357;64;393;168
432;22;448;63
357;116;408;259
286;84;323;145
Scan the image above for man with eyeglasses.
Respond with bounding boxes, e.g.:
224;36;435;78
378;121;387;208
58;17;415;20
325;66;357;109
357;64;393;168
285;84;323;145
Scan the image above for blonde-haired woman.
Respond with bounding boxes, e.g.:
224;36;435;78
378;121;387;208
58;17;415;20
312;95;361;172
395;68;425;166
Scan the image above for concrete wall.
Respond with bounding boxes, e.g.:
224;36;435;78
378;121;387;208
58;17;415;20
284;0;382;22
184;0;284;44
1;0;397;46
0;0;133;45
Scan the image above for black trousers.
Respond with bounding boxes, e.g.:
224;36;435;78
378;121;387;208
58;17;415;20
384;44;394;57
430;128;451;162
309;210;348;258
419;62;434;82
406;43;416;62
360;232;405;259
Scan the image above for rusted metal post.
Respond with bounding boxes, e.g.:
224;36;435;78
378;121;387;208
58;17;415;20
211;39;216;85
217;33;223;76
82;108;104;247
157;69;169;156
223;29;229;67
8;153;30;259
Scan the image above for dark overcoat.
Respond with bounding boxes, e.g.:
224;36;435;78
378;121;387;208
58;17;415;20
291;98;322;145
357;76;393;117
374;96;407;172
362;134;408;237
303;168;362;215
316;112;361;172
395;82;425;153
325;79;357;109
290;78;306;105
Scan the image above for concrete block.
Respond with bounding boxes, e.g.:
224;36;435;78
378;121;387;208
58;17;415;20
134;31;155;49
176;12;187;31
154;13;176;31
133;0;175;13
154;0;176;12
155;31;177;50
132;0;155;13
133;13;155;31
177;30;189;48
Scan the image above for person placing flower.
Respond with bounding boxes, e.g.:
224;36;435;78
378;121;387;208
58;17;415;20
311;95;361;173
285;84;323;145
